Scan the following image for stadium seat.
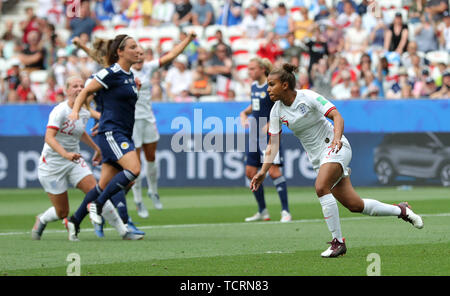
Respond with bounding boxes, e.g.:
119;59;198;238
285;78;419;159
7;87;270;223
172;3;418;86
157;25;180;45
223;26;243;44
204;25;227;40
425;51;449;65
29;70;48;84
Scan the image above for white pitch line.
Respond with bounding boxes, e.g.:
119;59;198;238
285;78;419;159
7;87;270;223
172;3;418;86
1;213;449;237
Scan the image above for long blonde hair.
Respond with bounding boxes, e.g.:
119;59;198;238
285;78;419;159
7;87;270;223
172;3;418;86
249;57;273;77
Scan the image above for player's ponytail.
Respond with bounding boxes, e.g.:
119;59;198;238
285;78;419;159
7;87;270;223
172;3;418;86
90;37;110;67
269;63;298;90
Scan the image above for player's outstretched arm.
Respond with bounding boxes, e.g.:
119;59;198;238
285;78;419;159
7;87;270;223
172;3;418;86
159;31;197;67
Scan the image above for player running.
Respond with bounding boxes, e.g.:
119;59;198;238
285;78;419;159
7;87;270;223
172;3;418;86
250;63;424;258
31;76;142;241
240;57;291;223
68;32;196;231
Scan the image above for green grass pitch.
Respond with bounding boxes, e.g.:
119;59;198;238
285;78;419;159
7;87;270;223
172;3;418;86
0;186;449;276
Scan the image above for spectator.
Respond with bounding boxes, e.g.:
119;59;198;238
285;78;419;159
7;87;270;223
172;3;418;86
304;27;328;72
76;49;96;79
204;43;233;81
336;0;358;29
193;47;212;68
3;58;21;102
282;32;305;63
384;12;409;54
344;15;369;66
311;58;333;99
94;0;116;22
356;0;369;16
211;30;232;57
425;0;449;22
322;21;345;55
415;13;439;53
52;48;68;88
69;0;98;41
192;0;215;28
315;0;330;22
331;56;358;85
241;4;266;39
386;67;411;99
253;0;271;17
357;55;374;85
408;0;425;24
20;6;40;45
433;62;448;87
165;54;193;100
15;72;37;103
18;31;46;71
152;0;176;26
350;83;360;98
360;70;383;98
335;0;357;14
438;11;450;51
174;89;196;102
189;65;212;98
293;7;314;41
41;22;64;69
367;12;388;52
331;69;353;99
413;70;436;98
366;83;380;99
173;0;194;27
256;32;283;64
44;73;64;103
1;20;19;60
400;82;413;98
430;70;450;98
406;54;424;80
126;0;153;26
401;41;424;69
273;3;293;42
216;0;242;27
296;71;311;89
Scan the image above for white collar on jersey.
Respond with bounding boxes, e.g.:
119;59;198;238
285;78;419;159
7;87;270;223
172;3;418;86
113;63;132;75
252;81;267;88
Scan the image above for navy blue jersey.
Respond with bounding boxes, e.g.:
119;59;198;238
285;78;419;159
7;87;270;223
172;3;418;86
94;63;138;137
250;81;273;137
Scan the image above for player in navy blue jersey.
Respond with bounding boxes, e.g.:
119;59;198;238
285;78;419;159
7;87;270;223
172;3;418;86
240;57;292;222
68;32;197;232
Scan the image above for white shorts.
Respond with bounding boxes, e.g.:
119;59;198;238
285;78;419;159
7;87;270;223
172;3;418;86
38;158;92;195
132;118;160;148
315;143;352;188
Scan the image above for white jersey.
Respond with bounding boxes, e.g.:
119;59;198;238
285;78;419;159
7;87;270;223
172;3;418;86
40;101;91;170
131;59;160;121
269;89;350;170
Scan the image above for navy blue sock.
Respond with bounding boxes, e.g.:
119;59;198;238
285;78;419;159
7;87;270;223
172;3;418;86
252;184;266;213
273;176;289;212
110;190;129;224
73;184;102;224
96;170;137;207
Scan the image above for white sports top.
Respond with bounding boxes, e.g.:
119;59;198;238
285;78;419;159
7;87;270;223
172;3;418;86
131;59;160;122
268;89;349;169
41;100;90;166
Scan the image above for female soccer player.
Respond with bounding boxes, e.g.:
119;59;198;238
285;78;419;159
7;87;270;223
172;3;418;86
72;37;144;237
240;57;291;222
250;63;424;258
32;76;141;241
69;32;197;228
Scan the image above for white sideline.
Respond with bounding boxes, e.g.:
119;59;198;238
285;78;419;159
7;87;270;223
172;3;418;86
1;213;449;237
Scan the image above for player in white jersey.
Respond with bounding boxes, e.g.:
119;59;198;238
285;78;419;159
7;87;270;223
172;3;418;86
31;76;143;241
130;46;162;217
250;64;424;258
129;40;196;217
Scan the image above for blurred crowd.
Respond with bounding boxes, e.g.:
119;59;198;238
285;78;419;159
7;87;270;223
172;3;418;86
0;0;449;104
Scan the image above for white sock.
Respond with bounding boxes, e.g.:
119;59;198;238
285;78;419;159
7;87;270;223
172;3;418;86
146;161;158;196
131;175;143;204
319;193;343;243
362;199;401;216
40;206;59;224
101;200;127;237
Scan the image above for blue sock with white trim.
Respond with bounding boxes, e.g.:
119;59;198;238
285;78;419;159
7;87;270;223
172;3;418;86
110;190;129;224
96;170;137;207
273;176;289;212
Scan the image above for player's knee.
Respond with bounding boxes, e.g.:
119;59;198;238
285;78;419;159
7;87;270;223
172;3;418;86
315;185;330;197
345;201;364;213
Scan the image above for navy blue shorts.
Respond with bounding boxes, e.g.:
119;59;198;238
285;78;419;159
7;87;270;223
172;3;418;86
97;131;135;167
245;139;283;168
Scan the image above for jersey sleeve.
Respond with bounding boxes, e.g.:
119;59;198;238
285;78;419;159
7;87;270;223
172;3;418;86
268;102;281;135
143;59;160;75
93;67;114;89
303;89;336;117
46;105;64;131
